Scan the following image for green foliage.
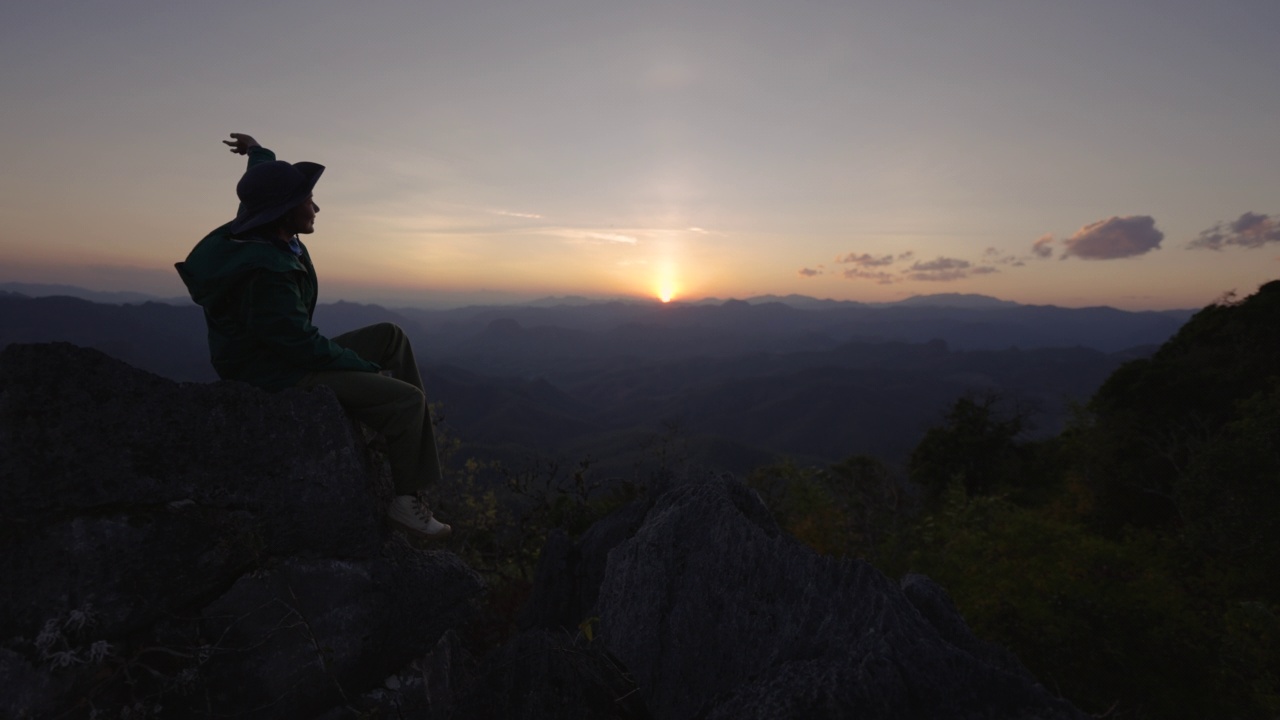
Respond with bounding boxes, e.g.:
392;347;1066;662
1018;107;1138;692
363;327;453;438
1219;601;1280;716
1077;280;1280;530
748;460;845;555
433;411;642;650
905;485;1222;718
908;393;1042;502
748;455;909;564
1178;379;1280;601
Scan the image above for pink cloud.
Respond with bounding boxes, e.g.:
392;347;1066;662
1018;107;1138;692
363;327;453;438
1032;234;1054;259
1189;212;1280;250
909;257;971;272
1061;216;1163;260
906;269;969;282
842;268;898;284
835;252;896;267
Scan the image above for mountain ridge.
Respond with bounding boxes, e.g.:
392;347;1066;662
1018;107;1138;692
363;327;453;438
2;280;1197;314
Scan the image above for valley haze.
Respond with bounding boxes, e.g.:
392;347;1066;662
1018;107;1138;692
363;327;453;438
1;281;1197;477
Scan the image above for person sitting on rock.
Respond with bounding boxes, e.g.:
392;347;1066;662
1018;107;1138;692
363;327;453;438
175;132;451;540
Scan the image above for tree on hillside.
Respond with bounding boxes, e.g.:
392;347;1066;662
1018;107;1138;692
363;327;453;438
1078;279;1280;531
908;393;1036;501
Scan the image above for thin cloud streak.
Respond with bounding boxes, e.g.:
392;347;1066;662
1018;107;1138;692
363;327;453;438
586;232;639;245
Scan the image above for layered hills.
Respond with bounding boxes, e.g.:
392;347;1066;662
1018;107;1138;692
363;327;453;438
0;287;1193;474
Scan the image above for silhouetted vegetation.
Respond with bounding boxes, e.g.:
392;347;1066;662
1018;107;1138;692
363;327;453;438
752;280;1280;719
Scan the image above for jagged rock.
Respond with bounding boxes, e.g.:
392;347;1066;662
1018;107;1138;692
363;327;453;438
179;541;478;718
518;494;653;631
503;474;1085;719
452;628;650;720
0;343;484;719
590;476;1085;720
317;628;475;720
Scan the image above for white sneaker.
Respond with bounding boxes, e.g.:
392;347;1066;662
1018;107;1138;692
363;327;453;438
387;495;452;540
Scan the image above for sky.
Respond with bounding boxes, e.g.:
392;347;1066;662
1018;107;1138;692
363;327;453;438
1;0;1278;310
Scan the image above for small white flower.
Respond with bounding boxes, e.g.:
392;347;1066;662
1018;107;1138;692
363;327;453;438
87;640;113;663
48;649;82;669
64;605;96;631
35;618;61;653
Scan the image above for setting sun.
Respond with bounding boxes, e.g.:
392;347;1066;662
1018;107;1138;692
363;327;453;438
657;278;678;303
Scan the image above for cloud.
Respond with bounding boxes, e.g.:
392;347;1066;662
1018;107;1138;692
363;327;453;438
906;269;969;282
909;257;971;272
586;232;638;245
1189;212;1280;250
1061;215;1163;260
835;252;896;267
1032;234;1054;259
492;209;543;219
901;256;972;282
825;247;1018;284
843;268;898;284
798;267;822;277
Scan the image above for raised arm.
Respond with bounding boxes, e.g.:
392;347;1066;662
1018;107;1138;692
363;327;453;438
222;132;262;155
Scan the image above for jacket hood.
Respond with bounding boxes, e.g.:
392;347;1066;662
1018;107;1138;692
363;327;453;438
176;223;305;307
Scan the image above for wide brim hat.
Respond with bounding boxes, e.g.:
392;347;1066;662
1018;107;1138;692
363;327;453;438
228;160;325;234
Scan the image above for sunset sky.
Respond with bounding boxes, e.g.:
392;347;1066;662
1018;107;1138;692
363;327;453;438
2;1;1278;310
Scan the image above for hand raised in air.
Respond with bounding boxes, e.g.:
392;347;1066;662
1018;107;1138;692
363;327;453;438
222;133;261;155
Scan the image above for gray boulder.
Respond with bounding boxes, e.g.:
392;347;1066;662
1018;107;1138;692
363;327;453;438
0;343;483;719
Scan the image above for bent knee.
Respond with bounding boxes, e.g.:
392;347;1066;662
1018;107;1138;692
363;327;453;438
376;321;405;339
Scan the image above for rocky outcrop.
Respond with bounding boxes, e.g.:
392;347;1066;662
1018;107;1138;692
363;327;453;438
3;342;1085;719
523;477;1086;720
0;343;483;718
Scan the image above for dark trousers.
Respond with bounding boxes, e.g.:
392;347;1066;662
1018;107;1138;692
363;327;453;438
296;323;442;495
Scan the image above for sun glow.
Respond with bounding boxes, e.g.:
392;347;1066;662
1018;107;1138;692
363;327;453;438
657;277;678;303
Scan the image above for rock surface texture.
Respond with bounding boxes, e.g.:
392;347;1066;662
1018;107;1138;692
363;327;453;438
525;476;1087;720
2;342;1085;719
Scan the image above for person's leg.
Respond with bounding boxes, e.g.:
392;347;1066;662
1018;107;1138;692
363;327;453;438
297;366;450;538
324;323;443;491
296;368;433;495
331;322;426;390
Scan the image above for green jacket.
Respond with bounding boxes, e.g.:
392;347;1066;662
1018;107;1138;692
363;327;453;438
175;147;378;390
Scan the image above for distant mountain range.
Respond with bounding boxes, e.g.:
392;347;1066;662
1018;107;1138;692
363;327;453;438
0;283;1203;475
0;281;1189;314
0;282;191;306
